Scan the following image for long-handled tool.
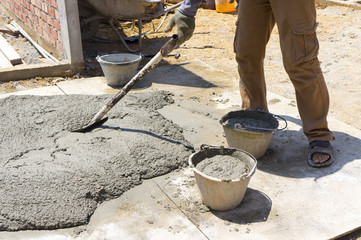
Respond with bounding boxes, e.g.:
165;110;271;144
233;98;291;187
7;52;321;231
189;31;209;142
72;34;178;132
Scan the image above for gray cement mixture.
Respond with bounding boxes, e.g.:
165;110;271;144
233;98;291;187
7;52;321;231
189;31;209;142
0;91;193;231
225;117;275;133
195;155;250;181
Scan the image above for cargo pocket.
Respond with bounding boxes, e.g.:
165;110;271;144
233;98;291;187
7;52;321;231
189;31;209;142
292;21;319;63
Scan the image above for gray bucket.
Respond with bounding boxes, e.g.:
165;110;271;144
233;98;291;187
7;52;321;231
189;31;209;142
189;145;257;211
97;53;142;87
220;110;287;159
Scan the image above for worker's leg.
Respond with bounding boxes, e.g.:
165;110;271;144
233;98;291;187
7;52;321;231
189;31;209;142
271;0;335;143
234;0;275;111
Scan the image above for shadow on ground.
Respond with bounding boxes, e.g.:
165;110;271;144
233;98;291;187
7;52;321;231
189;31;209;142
257;115;361;179
99;61;218;91
140;62;217;88
211;188;272;224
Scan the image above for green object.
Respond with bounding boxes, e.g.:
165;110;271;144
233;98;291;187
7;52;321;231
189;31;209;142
164;11;195;46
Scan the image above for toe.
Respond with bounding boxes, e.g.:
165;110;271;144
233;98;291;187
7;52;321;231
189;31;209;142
312;152;330;164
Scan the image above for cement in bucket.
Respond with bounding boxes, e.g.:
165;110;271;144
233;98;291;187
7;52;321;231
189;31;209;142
220;110;279;159
97;53;142;87
189;145;257;211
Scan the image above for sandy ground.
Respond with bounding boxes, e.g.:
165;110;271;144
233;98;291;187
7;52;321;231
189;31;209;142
1;4;360;131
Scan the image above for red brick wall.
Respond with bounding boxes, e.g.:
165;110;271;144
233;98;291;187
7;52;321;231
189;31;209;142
0;0;63;53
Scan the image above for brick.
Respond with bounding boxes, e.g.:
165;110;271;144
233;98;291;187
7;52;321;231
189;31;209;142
25;7;31;17
47;13;52;23
44;22;50;33
50;0;57;8
36;25;43;35
25;1;30;9
19;12;26;22
48;6;54;17
40;11;46;20
52;18;60;31
14;8;20;16
39;18;44;28
41;2;47;12
54;8;58;19
42;30;49;41
50;26;57;37
35;0;41;8
34;7;41;16
49;35;56;46
33;15;39;24
26;16;32;25
13;1;20;10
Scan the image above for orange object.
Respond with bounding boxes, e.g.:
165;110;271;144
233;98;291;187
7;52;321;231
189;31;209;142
215;0;236;13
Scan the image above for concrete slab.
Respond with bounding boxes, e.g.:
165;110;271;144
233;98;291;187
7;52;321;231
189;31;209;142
0;85;65;99
78;180;208;240
135;61;361;238
0;60;360;239
325;0;361;9
55;77;116;95
151;87;361;239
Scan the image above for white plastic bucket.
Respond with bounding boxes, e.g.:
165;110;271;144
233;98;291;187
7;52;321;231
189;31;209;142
97;53;142;87
189;145;257;211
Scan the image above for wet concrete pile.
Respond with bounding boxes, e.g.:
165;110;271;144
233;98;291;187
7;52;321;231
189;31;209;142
0;91;193;231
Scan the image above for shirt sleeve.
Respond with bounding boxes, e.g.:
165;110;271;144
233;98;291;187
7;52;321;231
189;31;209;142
178;0;202;17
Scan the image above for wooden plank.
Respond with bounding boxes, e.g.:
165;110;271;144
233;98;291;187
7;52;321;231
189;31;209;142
0;34;22;65
0;50;13;68
6;24;20;35
0;24;19;36
0;60;73;82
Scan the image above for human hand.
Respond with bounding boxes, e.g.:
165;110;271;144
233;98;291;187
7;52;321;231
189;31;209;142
164;11;195;46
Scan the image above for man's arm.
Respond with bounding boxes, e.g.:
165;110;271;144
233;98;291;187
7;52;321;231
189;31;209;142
178;0;202;17
164;0;202;45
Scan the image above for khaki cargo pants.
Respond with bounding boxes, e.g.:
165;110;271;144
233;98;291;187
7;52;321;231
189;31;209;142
234;0;335;143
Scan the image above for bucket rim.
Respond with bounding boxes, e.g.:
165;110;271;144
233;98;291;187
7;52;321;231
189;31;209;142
188;145;257;182
219;109;287;133
96;53;142;65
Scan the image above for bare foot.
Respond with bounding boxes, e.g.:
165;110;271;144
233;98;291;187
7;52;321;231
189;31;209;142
312;148;331;164
308;141;333;167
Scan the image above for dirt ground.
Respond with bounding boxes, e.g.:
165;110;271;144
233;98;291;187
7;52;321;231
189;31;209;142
1;3;360;131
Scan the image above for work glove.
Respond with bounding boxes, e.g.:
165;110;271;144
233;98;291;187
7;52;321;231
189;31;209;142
164;11;195;46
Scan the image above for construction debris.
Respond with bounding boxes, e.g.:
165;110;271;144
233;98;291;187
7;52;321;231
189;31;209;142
0;24;19;36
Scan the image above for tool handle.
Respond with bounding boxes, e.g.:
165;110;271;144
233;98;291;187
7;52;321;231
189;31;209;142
90;35;178;123
160;34;178;56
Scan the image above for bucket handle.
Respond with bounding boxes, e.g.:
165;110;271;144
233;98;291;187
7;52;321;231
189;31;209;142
232;113;287;132
274;114;288;131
